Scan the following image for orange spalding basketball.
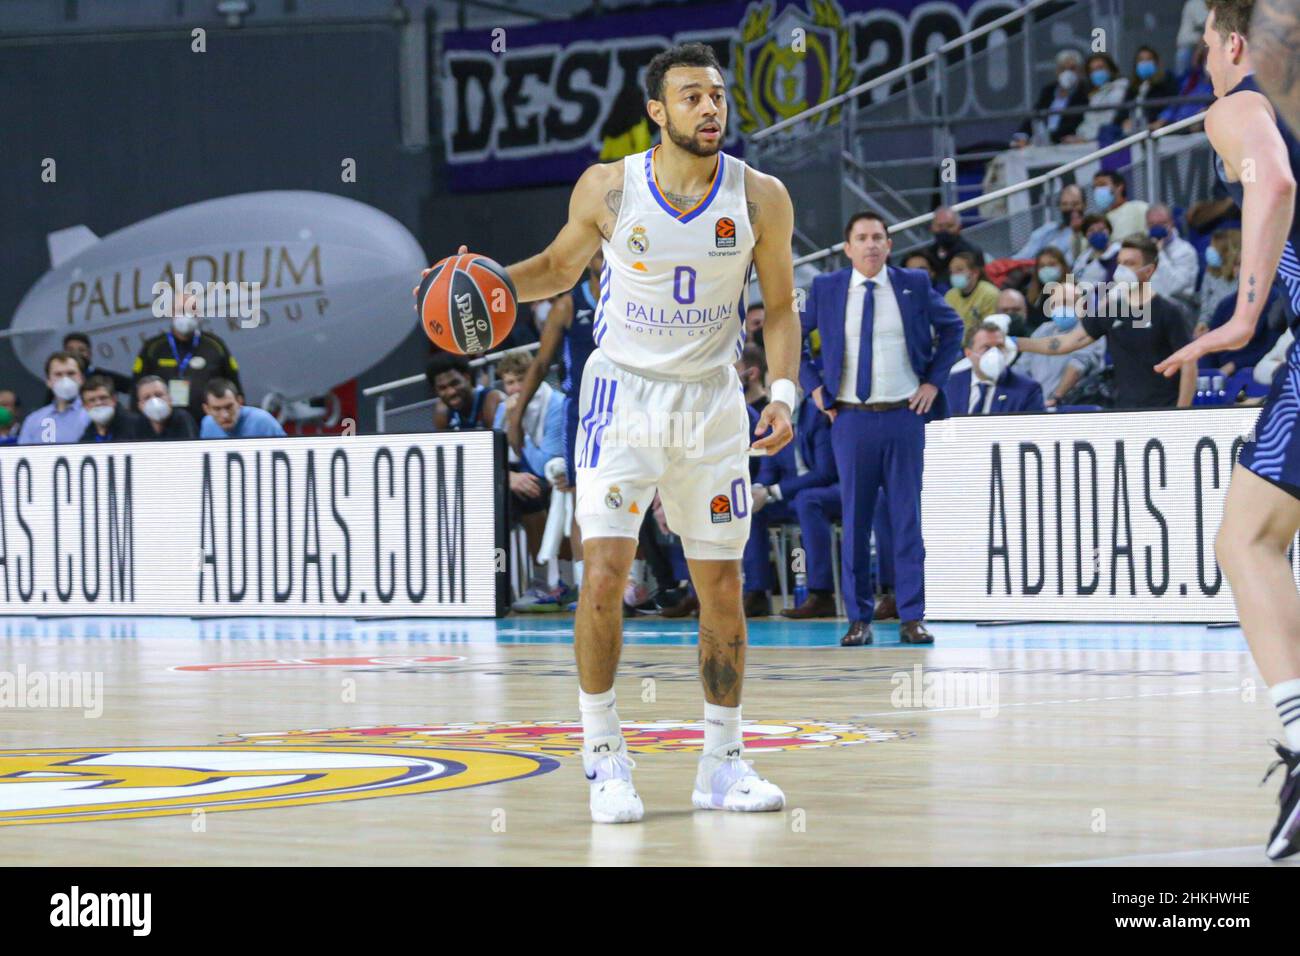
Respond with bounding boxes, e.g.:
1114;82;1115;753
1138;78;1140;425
417;253;517;355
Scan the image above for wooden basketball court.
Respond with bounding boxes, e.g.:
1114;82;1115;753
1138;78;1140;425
0;615;1286;866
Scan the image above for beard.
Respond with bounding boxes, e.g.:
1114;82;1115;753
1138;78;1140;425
664;114;722;157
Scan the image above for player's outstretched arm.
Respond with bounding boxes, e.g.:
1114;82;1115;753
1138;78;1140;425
505;163;616;304
747;168;797;454
1014;325;1095;355
1157;96;1297;376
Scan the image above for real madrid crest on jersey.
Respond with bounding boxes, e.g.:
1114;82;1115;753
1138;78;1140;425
605;484;623;509
627;225;649;255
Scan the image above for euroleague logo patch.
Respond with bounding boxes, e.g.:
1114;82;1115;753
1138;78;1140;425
0;743;555;827
231;720;913;755
171;655;465;673
714;217;736;248
710;494;732;523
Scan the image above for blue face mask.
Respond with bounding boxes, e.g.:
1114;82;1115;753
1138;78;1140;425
1136;60;1157;80
1090;69;1111;87
1093;185;1114;209
950;272;970;291
1205;246;1224;269
1088;231;1110;252
1052;309;1079;332
1149;225;1169;241
1038;265;1063;284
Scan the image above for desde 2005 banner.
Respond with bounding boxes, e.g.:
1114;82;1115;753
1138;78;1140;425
0;431;507;618
922;407;1299;623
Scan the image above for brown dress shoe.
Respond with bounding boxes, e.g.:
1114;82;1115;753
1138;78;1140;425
899;620;934;644
742;592;770;617
660;592;700;619
780;591;837;619
840;620;873;646
872;593;899;621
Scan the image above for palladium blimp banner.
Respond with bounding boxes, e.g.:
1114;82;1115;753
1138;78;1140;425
922;407;1298;623
0;432;508;618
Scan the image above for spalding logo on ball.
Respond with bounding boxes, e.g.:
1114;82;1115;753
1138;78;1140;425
418;253;517;355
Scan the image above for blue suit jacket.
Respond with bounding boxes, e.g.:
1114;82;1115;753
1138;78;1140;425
756;395;837;499
799;266;964;421
944;367;1046;416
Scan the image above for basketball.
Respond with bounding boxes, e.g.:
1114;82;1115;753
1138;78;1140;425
418;252;517;355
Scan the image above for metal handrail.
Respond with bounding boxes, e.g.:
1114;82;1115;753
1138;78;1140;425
750;0;1061;141
791;109;1209;269
362;340;542;397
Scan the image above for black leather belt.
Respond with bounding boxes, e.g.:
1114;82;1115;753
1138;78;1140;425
835;400;910;412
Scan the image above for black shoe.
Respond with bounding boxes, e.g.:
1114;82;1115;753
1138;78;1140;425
899;620;935;645
742;591;771;617
652;587;687;612
1263;742;1300;860
840;621;872;646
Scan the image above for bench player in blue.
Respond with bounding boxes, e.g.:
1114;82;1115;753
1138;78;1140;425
1155;0;1300;860
444;43;799;823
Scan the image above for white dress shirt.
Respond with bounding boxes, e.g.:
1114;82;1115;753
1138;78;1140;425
968;375;997;414
836;267;919;404
1150;232;1200;300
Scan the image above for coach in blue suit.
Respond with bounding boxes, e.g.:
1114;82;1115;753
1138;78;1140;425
945;321;1047;416
800;211;964;646
741;391;838;615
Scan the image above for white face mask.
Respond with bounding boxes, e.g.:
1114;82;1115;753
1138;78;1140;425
52;377;80;402
1058;69;1079;90
1112;264;1140;286
978;346;1005;381
88;405;115;426
142;396;171;422
173;314;199;337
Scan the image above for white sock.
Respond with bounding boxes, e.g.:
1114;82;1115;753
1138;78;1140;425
1270;678;1300;752
574;560;584;589
703;702;742;757
630;559;646;586
579;687;621;748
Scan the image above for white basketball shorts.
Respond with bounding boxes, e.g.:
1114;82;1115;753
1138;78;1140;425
573;350;752;560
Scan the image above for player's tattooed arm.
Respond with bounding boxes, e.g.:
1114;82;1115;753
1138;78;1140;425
1252;0;1300;131
747;200;758;227
600;189;622;240
698;623;744;706
1014;326;1095;355
506;163;614;302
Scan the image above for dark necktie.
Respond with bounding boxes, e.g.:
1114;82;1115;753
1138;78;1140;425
975;382;990;414
854;279;876;402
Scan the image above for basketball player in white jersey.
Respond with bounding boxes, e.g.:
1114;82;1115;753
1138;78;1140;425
433;43;799;822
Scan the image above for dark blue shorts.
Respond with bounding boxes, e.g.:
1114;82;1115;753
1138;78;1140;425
1239;334;1300;494
563;393;579;486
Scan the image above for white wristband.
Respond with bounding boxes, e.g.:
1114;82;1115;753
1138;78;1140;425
770;378;797;411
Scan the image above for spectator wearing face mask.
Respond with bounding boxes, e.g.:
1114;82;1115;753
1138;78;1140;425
944;251;1001;335
1092;171;1148;242
1120;47;1180;132
995;288;1034;339
199;379;286;439
48;333;132;406
0;390;22;443
1196;228;1242;332
744;303;766;351
1014;184;1087;262
1069;54;1129;143
945;322;1045;415
1072;214;1121;283
1017;282;1108;407
132;375;197;441
1025;246;1071;314
926;206;983;285
1012;49;1090;146
133;296;243;426
1016;236;1197;409
18;352;90;445
1145;204;1199;299
77;376;141;443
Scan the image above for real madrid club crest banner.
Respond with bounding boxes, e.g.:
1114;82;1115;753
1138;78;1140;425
438;0;999;191
921;407;1300;624
0;432;508;618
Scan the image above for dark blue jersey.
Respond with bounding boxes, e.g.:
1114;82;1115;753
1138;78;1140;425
447;385;489;430
562;279;599;396
1216;74;1300;323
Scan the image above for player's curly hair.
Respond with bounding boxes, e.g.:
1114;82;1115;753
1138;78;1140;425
644;43;724;103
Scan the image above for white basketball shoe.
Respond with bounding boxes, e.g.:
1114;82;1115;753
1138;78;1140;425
692;742;785;812
584;736;644;824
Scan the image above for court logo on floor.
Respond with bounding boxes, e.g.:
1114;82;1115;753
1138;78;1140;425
170;655;465;673
0;744;555;827
231;720;912;755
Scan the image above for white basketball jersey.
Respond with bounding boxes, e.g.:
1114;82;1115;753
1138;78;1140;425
594;148;755;379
